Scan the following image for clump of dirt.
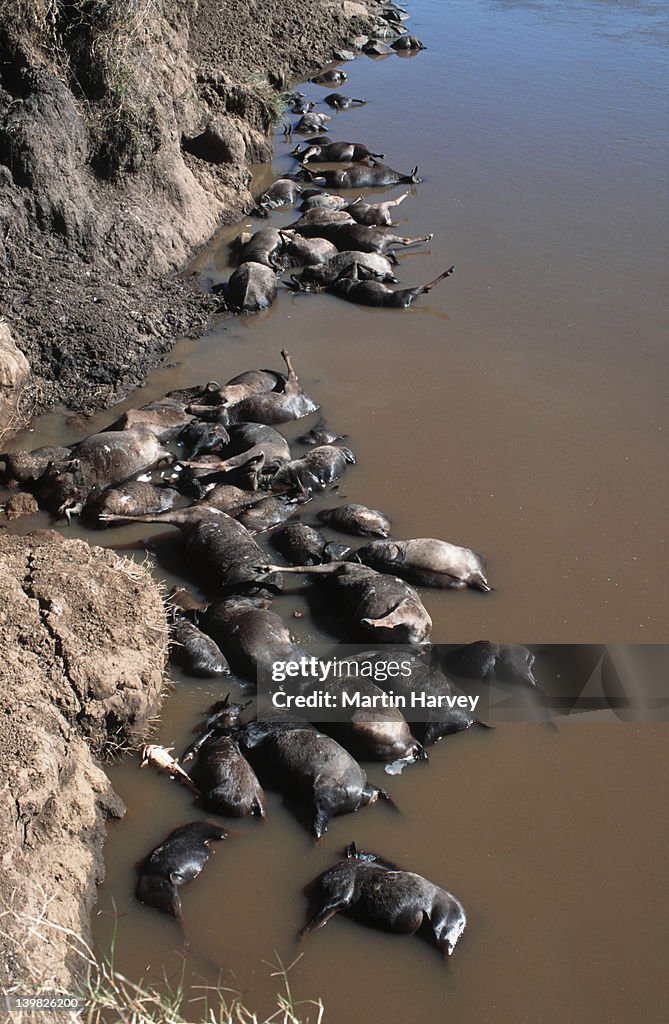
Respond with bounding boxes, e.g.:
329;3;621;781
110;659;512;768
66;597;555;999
3;491;38;519
0;530;168;990
0;0;379;414
0;320;30;438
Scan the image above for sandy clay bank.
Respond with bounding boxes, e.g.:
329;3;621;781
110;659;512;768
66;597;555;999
0;531;168;991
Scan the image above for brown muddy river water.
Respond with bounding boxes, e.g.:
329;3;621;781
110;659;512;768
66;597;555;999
3;0;668;1021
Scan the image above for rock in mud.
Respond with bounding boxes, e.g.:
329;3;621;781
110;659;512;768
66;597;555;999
3;492;39;520
0;322;30;437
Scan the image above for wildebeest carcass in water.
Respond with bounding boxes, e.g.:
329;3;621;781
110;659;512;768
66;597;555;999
200;595;310;681
234;494;307;534
300;843;466;957
83;479;181;525
257;561;432;644
391;35;426;51
442;641;542;693
269;445;356;495
288;222;432;260
346;192;410;226
226;351;320;425
302;674;426;768
188;368;288;413
279;230;339;267
294;141;384;164
352;537;491;591
292;112;332;134
328;264;455;308
363;650;494;747
223;262;278;313
188;352;319;428
38;426;171;519
182;423;292;479
271;523;350;566
323;93;367;109
253;178;303;214
181;696;250;763
311;69;347;85
0;446;71;487
168;611;231;678
99;505;284;596
191;733;265;818
136;822;227;918
297;420;346;446
239;718;391;839
308;163;421;188
233;227;285;269
106;396;195;440
299;190;351;212
287;208;356;230
293;251;398;290
318;503;392;537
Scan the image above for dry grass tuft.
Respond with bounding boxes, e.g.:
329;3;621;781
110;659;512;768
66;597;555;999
8;0;162;177
2;896;324;1023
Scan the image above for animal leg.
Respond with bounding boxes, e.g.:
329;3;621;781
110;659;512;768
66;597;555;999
389;232;434;249
312;800;332;839
281;349;298;384
386;191;410;210
361;597;418;631
299;896;350;937
253;561;346;576
362;783;394;808
420;265;456;293
393;907;425;935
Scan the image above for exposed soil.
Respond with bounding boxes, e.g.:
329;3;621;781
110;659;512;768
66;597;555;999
0;0;379;413
0;530;168;993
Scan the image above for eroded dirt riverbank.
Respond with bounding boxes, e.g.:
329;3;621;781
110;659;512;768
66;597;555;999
0;0;379;411
0;531;167;993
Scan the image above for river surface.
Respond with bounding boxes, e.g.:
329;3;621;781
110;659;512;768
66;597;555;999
3;0;668;1021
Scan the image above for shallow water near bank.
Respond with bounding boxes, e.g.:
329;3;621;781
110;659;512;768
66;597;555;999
3;0;668;1020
